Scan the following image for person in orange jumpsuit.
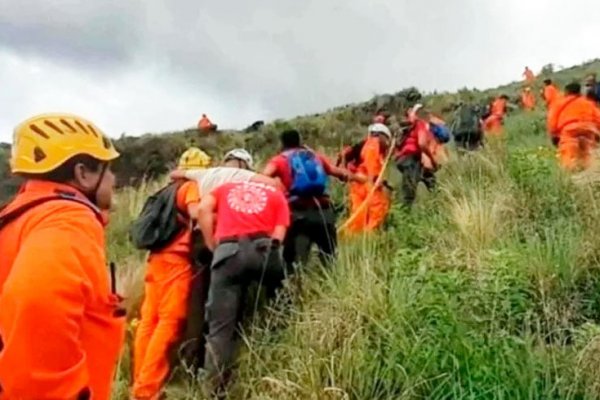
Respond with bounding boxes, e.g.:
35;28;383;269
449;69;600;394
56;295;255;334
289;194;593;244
345;123;391;234
132;148;211;399
0;113;124;400
543;79;561;107
521;87;536;111
484;95;509;135
547;82;600;171
198;114;217;132
523;66;535;84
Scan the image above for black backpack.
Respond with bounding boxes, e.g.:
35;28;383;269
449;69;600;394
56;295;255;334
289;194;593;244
452;105;482;135
129;182;186;251
337;139;366;167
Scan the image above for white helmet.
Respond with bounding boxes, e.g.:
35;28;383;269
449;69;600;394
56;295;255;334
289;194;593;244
368;123;392;138
224;148;254;170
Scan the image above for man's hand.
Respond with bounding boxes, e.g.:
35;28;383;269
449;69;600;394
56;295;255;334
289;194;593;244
350;173;368;184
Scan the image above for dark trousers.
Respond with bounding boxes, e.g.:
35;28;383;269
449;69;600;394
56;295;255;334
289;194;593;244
177;262;211;371
283;205;337;269
175;236;214;371
396;155;437;206
204;237;285;388
454;131;483;151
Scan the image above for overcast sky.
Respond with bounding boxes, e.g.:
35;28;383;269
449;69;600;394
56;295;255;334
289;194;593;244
1;0;599;142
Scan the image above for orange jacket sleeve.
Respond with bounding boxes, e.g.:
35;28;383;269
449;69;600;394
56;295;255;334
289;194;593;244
0;208;105;399
547;99;562;136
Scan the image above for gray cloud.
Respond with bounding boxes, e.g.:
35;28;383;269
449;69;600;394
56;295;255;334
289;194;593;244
1;0;600;141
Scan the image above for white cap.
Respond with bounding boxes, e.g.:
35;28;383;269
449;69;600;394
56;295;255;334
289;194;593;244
223;148;254;170
368;123;392;138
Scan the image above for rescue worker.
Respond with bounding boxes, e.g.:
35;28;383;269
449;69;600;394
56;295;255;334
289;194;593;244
543;79;561;107
523;66;535;84
373;109;388;124
394;107;438;206
164;148;281;374
422;111;449;189
198;114;217;132
132;147;211;400
585;73;600;104
345;123;392;233
451;103;484;151
547;82;600;172
0;113;124;400
263;130;364;267
521;87;536;111
483;95;509;135
197;180;290;393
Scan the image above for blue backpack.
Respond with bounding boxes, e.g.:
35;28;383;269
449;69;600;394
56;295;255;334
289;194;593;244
430;122;451;144
286;149;328;197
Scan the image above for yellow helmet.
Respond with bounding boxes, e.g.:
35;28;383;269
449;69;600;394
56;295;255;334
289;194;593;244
178;147;211;170
11;113;119;174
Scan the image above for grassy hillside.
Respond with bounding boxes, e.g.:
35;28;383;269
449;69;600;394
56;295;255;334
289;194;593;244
3;59;600;399
106;113;600;398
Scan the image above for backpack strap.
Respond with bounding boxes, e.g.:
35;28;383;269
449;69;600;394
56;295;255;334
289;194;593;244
0;191;102;232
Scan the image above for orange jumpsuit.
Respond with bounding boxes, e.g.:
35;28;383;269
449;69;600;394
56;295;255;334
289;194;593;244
198;115;214;132
523;68;535;84
133;181;199;399
0;180;125;400
346;136;390;233
543;85;561;107
521;91;536;111
547;95;600;171
484;98;507;135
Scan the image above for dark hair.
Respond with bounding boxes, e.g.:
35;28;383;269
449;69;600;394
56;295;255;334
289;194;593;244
543;79;552;85
500;94;509;100
20;155;105;183
565;82;581;95
280;129;301;150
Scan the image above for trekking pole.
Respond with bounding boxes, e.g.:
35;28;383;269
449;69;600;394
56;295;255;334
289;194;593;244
110;262;117;294
337;116;400;234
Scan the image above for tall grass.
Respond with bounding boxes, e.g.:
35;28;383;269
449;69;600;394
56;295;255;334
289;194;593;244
110;110;600;399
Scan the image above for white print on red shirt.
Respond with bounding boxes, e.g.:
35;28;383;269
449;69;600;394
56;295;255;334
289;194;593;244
226;182;274;214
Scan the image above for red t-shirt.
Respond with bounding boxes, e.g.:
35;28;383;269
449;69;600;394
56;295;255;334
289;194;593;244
212;181;290;241
265;148;335;192
395;120;426;159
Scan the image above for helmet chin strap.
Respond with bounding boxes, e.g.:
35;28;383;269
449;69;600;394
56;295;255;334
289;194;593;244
88;163;108;206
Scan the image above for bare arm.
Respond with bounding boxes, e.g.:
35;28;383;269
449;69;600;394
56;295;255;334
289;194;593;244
197;194;217;251
323;157;367;184
250;174;286;191
187;203;200;221
272;225;287;242
170;169;187;180
418;130;437;168
262;162;278;178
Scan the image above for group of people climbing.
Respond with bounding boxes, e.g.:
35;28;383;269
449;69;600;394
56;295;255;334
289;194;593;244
451;66;600;173
2;66;600;400
0;104;454;399
520;68;600;171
